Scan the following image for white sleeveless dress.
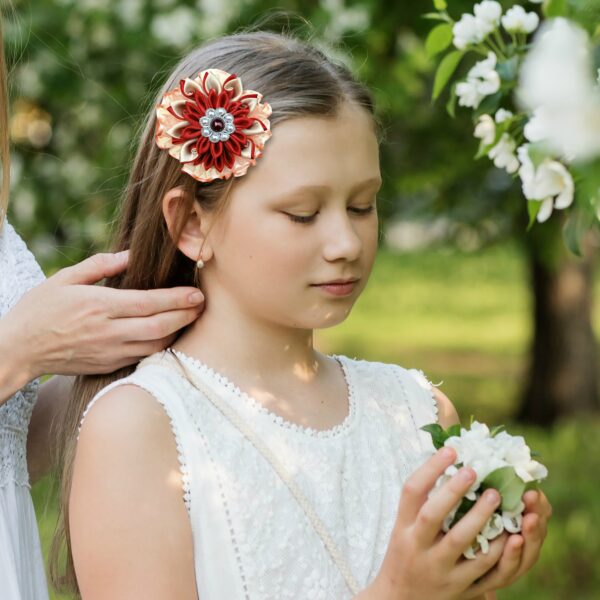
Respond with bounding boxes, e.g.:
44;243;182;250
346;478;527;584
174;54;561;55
0;219;49;600
81;350;439;599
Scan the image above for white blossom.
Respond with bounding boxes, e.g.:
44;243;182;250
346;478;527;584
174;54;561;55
453;2;501;49
456;52;501;109
518;18;600;161
523;106;552;143
517;144;575;222
151;7;198;47
495;108;513;123
453;14;487;49
473;1;502;25
474;114;496;146
488;133;520;174
501;5;540;34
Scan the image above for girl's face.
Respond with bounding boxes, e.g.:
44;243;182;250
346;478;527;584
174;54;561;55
202;101;381;330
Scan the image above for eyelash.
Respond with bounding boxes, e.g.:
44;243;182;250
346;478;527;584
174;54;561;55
286;205;376;224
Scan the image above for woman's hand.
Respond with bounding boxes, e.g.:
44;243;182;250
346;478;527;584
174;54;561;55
356;448;520;600
0;251;204;402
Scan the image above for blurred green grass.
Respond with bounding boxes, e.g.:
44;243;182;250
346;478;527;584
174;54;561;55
34;241;600;599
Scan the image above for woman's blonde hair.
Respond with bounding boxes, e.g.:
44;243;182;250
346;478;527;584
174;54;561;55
0;12;10;227
49;28;379;595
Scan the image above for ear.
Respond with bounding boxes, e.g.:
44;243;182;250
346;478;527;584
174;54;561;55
162;187;214;264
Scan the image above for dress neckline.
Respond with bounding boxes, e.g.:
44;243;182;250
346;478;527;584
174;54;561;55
170;349;358;440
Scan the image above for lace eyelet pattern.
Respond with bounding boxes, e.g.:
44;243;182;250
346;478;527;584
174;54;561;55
0;220;45;488
171;350;358;440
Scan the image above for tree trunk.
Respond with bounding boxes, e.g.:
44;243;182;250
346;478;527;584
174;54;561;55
518;219;599;424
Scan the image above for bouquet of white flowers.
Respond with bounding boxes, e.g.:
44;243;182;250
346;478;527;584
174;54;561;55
422;420;548;559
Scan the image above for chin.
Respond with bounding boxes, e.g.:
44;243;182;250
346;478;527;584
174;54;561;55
303;305;355;330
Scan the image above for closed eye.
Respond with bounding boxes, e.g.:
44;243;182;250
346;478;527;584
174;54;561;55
348;205;376;216
285;212;319;224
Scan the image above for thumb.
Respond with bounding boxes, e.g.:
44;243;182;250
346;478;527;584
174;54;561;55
51;250;130;286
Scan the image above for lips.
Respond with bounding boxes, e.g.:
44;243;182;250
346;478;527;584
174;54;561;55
311;278;360;297
312;278;359;286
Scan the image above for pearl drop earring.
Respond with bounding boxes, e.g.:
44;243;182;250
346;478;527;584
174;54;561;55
196;258;205;269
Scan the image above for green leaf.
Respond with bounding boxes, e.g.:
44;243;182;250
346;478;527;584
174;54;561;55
426;23;454;58
544;0;569;18
481;466;527;512
421;423;449;449
433;50;464;101
490;424;506;436
474;91;502;119
563;206;596;257
422;12;451;22
447;424;461;438
527;200;542;230
446;82;458;117
433;0;447;10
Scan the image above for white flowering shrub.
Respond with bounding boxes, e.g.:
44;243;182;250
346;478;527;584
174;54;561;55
422;420;548;559
424;0;600;254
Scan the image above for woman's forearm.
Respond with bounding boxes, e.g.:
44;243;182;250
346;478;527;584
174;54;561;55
0;317;36;405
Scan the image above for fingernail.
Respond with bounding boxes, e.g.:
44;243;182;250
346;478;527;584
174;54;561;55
189;292;204;304
441;447;455;460
115;249;129;258
459;468;475;482
485;490;500;505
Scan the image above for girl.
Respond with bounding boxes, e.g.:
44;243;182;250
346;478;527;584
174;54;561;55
56;30;551;599
0;11;204;599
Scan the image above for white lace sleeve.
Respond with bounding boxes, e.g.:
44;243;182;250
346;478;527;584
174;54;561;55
402;368;440;463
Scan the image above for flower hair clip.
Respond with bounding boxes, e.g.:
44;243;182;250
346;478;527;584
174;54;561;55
155;69;272;182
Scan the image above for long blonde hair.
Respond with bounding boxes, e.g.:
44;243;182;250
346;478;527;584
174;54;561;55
0;11;10;227
49;29;380;595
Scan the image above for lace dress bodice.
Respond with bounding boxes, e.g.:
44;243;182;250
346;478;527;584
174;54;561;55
1;220;45;485
84;349;439;600
0;218;48;599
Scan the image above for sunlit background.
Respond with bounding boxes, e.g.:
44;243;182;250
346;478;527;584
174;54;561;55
4;0;600;598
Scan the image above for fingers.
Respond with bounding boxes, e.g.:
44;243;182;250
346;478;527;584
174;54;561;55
106;287;205;318
52;251;130;285
452;533;507;595
512;512;544;580
412;466;478;547
113;306;202;343
462;534;523;597
395;447;457;527
437;488;501;559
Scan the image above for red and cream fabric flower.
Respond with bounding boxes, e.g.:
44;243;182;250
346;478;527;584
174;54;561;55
155;69;272;182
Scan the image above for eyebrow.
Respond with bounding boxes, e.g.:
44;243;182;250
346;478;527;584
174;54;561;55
274;176;383;201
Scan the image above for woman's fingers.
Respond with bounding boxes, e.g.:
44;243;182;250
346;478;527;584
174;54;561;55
105;287;205;319
461;534;523;597
112;306;203;343
437;488;501;560
412;466;478;547
51;251;130;285
395;448;457;527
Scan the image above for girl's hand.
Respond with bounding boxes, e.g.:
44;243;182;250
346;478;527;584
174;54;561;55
464;489;552;597
0;251;204;400
356;447;512;600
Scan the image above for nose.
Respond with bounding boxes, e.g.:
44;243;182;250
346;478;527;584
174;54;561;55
321;211;363;263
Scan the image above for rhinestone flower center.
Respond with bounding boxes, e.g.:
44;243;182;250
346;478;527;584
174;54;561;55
200;107;236;143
